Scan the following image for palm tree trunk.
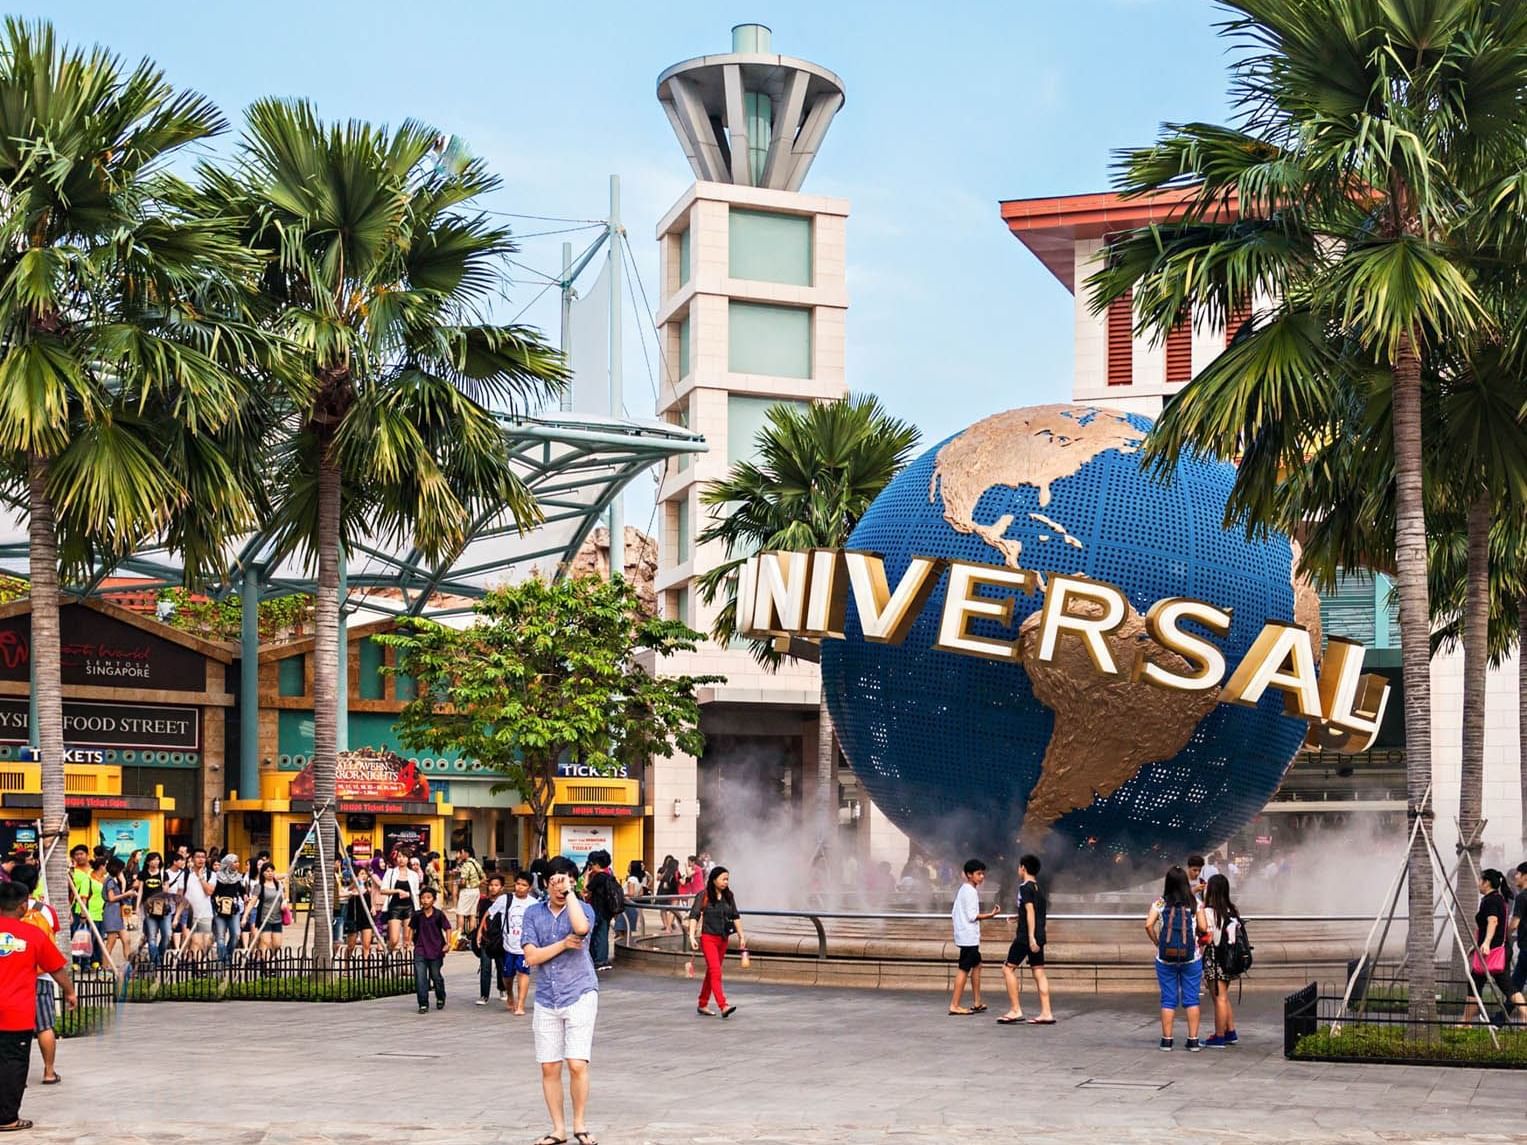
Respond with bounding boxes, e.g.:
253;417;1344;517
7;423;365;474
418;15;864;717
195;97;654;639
818;694;836;861
309;448;341;967
1520;588;1526;853
1453;491;1489;977
28;453;68;956
1392;338;1436;1022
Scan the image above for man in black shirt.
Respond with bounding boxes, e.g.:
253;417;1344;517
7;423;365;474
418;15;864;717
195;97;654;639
998;854;1055;1025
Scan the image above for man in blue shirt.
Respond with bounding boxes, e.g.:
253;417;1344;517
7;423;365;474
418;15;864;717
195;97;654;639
523;863;598;1145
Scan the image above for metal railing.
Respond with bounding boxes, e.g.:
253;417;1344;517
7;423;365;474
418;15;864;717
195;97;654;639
624;896;1392;962
123;949;416;1003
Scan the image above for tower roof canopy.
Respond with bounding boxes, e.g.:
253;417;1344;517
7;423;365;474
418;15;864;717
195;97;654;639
658;24;844;191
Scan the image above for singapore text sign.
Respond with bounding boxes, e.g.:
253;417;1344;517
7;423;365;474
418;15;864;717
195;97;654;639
737;549;1391;753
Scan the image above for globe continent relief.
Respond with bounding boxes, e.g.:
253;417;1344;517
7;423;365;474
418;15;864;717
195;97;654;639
819;403;1319;885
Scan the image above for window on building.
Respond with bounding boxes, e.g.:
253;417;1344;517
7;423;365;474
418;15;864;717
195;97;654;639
678;314;690;379
678;226;691;287
358;636;385;700
1165;314;1192;383
1319;569;1399;650
1106;290;1133;386
676;497;690;564
666;401;691;472
675;587;690;626
728;209;812;286
277;655;305;697
729;301;811;379
727;394;809;465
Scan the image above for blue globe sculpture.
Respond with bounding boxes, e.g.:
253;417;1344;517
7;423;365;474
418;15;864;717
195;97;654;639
819;404;1315;884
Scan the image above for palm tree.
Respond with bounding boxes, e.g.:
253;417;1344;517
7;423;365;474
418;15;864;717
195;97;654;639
694;395;919;856
202;101;567;963
1088;0;1527;1017
0;21;268;943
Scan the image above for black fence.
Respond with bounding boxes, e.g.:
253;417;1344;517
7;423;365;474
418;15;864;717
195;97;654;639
1284;963;1527;1068
123;950;416;1004
56;969;116;1040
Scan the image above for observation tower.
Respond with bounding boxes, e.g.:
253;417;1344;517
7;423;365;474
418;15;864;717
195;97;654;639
645;26;906;872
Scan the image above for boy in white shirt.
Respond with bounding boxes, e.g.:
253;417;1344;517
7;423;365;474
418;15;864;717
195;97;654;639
948;858;999;1015
501;871;536;1015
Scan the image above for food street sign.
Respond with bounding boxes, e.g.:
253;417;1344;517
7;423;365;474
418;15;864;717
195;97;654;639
0;699;200;751
736;549;1392;753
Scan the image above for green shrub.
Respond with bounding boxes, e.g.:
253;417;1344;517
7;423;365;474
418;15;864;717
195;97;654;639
1294;1023;1527;1066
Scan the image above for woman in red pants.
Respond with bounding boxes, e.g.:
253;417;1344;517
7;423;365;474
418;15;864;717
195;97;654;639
687;866;748;1018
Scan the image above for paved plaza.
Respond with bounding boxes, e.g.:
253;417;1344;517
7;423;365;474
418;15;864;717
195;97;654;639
17;955;1525;1144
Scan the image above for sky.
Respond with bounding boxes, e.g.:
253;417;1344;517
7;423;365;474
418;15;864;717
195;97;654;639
28;0;1237;538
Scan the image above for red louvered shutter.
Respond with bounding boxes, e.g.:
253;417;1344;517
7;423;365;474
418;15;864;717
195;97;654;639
1106;290;1133;386
1165;314;1192;383
1225;297;1253;347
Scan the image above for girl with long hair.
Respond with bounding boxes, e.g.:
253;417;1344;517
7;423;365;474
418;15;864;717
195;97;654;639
1459;869;1527;1026
657;854;681;934
138;851;172;965
1201;872;1242;1046
687;866;748;1018
241;862;286;959
1144;865;1209;1051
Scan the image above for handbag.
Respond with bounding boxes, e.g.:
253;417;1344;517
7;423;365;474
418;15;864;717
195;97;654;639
69;928;92;958
1470;944;1506;975
280;904;294;926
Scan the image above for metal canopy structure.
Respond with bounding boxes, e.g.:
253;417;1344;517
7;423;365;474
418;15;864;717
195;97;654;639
0;410;705;622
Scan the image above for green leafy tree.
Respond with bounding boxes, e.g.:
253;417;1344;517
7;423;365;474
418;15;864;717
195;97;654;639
0;21;272;938
1088;0;1527;1018
694;394;919;850
379;577;720;857
202;102;568;961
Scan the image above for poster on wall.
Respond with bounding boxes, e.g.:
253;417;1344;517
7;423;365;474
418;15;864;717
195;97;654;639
0;821;38;861
560;826;613;866
383;824;430;860
97;818;151;859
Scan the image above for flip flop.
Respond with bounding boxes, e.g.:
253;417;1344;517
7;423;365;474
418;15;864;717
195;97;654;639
573;1133;600;1145
0;1122;33;1132
996;1015;1024;1024
1027;1017;1057;1025
947;1007;974;1016
970;1004;988;1013
531;1136;566;1145
41;1074;60;1085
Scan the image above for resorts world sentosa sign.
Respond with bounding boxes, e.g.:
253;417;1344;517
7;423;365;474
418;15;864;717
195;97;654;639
737;549;1393;753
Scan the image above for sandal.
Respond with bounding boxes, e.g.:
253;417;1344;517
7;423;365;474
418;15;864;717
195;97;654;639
947;1007;974;1016
41;1073;60;1084
0;1122;33;1133
970;1004;988;1013
996;1014;1024;1024
573;1134;599;1145
1027;1017;1057;1025
532;1136;567;1145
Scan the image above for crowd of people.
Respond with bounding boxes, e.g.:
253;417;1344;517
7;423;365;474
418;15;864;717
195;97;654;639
948;850;1527;1048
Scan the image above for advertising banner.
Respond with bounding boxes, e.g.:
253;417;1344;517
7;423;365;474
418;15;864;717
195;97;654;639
97;818;152;859
559;826;613;865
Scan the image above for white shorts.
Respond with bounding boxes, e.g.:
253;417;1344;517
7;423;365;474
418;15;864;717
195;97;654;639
456;888;481;917
532;990;598;1063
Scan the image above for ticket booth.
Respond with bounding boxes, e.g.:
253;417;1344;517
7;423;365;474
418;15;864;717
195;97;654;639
546;765;644;874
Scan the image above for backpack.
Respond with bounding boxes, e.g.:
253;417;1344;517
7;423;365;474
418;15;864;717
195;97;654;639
1216;915;1254;977
592;872;624;919
482;909;505;956
1157;904;1197;963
